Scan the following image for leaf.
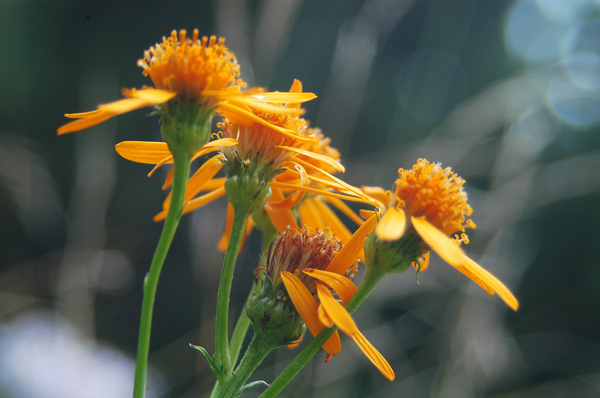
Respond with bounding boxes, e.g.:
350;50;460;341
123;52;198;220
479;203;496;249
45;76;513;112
241;380;270;393
189;343;220;375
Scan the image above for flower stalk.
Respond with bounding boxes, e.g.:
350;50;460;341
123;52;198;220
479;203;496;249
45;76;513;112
214;160;272;379
133;149;191;398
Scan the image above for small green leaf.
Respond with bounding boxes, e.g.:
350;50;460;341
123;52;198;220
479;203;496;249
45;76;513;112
241;380;270;393
189;343;220;375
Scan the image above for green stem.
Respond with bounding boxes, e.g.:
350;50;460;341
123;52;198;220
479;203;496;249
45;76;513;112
229;226;278;368
133;151;191;398
229;288;253;368
213;330;275;398
259;269;384;398
214;206;250;378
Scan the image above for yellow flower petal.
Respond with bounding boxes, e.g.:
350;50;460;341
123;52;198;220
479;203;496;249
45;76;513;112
217;102;316;143
58;89;176;135
375;207;406;241
461;257;519;310
263;190;305;213
115;141;172;164
266;187;299;232
269;181;376;205
58;112;116;135
412;216;518;310
326;214;378;275
162;155;224;210
303;269;357;305
311;198;352;245
122;87;177;104
317;283;359;336
351;331;395;381
317;304;334;328
298;198;326;230
277;146;345;173
153;186;226;222
411;216;464;265
218;203;235;253
361;186;391;207
324;196;364;226
281;271;341;356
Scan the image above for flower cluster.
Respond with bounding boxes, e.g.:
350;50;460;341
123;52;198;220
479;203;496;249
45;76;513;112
58;29;519;395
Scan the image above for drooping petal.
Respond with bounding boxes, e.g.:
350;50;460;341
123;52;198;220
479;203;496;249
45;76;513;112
351;331;395;381
303;269;357;305
461;257;519;311
375;207;406;241
411;216;464;265
281;272;341;356
412;216;519;310
326;214;378;275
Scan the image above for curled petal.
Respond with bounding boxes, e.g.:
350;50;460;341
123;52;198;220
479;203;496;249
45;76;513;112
303;269;357;305
266;187;299;232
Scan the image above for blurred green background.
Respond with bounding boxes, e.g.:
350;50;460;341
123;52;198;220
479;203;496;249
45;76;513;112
2;0;600;397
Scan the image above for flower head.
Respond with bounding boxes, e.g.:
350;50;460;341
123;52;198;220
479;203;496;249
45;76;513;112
58;29;315;142
137;31;244;107
270;227;394;380
368;159;519;310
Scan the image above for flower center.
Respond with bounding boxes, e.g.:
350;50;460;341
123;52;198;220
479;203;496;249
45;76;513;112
266;227;342;290
392;158;475;236
219;110;310;171
137;29;246;106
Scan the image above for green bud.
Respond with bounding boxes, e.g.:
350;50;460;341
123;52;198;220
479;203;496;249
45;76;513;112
160;100;213;157
246;276;306;348
364;231;426;275
224;156;273;215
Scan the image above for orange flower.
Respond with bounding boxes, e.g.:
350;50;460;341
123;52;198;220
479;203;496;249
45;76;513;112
58;29;315;136
136;81;376;231
268;226;394;381
367;159;518;310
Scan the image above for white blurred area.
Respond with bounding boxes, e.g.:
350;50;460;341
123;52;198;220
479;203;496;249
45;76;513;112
506;0;600;127
0;309;164;398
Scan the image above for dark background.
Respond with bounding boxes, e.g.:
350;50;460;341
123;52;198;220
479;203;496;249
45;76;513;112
1;0;600;397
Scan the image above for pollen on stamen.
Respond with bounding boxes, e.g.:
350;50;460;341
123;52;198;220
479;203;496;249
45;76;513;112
393;159;475;237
